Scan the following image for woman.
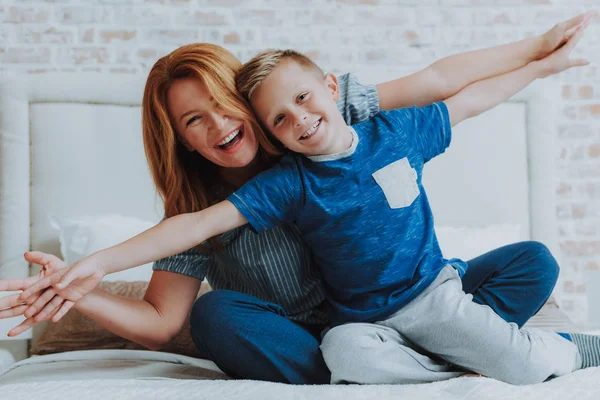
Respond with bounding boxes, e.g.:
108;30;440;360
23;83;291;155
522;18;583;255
0;14;590;384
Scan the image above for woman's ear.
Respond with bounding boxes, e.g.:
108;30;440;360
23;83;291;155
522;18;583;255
324;73;340;102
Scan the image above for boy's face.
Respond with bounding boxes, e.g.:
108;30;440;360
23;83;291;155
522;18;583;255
250;60;347;156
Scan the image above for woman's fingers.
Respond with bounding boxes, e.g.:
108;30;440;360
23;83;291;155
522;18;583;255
35;294;65;323
7;317;36;337
25;288;56;319
20;270;65;301
0;305;28;319
24;251;63;268
0;293;25;310
7;304;64;337
0;276;37;292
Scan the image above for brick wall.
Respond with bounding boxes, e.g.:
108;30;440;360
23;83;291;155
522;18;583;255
1;0;599;324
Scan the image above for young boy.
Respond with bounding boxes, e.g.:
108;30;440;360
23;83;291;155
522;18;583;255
17;24;600;385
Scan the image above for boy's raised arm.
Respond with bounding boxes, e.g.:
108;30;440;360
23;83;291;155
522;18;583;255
96;200;247;276
376;12;594;110
444;26;589;127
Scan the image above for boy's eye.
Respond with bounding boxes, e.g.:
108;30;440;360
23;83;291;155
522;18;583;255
274;115;284;126
297;92;309;103
186;115;202;127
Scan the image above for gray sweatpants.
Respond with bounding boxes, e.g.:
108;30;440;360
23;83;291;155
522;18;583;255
320;265;581;385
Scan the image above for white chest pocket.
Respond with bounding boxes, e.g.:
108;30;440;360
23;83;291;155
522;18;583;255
372;157;420;209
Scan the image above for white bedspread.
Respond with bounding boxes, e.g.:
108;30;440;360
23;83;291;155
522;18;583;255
1;349;600;400
2;369;600;400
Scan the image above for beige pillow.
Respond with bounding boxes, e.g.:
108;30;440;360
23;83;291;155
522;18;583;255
30;281;209;358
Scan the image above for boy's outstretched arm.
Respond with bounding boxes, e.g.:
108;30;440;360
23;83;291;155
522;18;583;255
445;26;588;127
376;11;594;109
20;200;247;300
95;200;247;275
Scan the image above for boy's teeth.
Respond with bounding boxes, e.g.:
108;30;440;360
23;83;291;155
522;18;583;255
301;120;320;138
218;129;240;146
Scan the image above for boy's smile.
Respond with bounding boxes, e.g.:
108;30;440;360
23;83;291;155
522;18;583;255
250;60;352;157
300;118;322;140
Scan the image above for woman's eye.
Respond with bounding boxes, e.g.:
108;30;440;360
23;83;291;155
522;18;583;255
186;115;201;127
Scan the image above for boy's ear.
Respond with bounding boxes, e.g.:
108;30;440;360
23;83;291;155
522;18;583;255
324;73;340;102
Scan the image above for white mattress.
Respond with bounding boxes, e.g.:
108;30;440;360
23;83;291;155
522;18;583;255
1;352;600;400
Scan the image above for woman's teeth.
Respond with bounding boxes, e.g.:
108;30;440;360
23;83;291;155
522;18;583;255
301;120;320;139
217;129;240;146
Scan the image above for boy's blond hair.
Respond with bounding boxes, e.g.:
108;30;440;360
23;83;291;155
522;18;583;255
236;49;324;102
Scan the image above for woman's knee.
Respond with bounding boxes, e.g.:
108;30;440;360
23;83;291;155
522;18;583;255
520;241;560;289
189;290;241;339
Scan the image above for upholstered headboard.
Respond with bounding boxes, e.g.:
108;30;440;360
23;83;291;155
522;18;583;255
0;74;163;281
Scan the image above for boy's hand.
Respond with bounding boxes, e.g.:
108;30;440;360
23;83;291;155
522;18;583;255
537;12;596;60
536;26;589;79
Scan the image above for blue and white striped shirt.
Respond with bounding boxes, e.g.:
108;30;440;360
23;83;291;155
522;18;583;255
153;73;379;325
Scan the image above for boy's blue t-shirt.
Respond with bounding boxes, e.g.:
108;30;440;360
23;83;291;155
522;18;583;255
228;102;468;326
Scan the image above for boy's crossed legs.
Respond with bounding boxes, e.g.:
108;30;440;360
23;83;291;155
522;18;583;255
321;265;579;385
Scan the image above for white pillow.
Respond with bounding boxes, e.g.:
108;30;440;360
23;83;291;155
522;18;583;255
50;215;156;282
435;224;523;261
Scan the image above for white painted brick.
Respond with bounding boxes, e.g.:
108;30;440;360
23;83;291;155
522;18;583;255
19;25;77;44
261;28;322;46
359;45;426;64
56;6;112;24
98;0;137;4
416;7;475;26
115;6;171;25
54;46;111;64
440;0;496;6
202;0;269;6
232;9;281;26
378;0;439;5
441;26;521;46
0;25;16;44
177;8;231;25
472;7;519;25
140;28;202;44
6;6;52;23
0;47;52;63
516;7;587;26
352;6;416;26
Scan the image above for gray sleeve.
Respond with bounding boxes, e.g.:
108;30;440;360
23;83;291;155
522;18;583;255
336;73;380;125
153;245;212;281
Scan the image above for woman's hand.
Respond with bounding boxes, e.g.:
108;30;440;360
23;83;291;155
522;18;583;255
536;11;595;60
0;252;74;336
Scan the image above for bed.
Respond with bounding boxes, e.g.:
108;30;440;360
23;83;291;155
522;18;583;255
0;73;598;399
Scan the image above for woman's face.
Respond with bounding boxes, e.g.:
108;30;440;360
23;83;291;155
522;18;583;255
167;77;259;168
